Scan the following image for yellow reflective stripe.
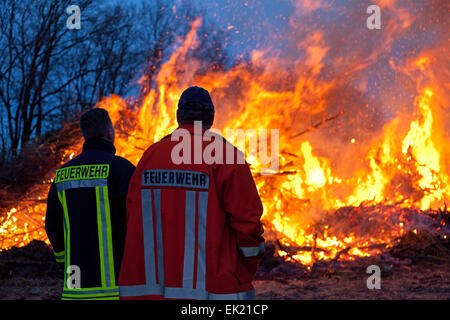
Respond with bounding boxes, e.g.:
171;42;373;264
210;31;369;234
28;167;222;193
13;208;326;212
55;164;110;183
62;292;119;298
95;187;106;288
62;293;119;298
63;286;118;292
62;296;119;300
54;250;65;257
62;290;119;300
103;186;116;287
58;191;67;290
54;250;65;263
55;168;116;292
60;190;71;290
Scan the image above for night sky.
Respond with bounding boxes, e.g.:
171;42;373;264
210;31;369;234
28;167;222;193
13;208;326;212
190;0;293;57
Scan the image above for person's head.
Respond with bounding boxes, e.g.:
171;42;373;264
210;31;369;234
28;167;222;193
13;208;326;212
80;108;115;143
177;86;215;129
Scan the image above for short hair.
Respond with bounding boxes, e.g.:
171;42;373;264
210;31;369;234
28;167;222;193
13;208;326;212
80;108;113;140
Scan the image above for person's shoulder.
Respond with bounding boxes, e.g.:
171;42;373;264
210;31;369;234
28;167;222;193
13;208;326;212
112;155;136;170
207;130;241;150
58;154;82;169
210;131;247;166
142;136;172;156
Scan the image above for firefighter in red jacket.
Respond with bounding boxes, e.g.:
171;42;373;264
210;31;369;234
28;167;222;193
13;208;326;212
119;86;265;300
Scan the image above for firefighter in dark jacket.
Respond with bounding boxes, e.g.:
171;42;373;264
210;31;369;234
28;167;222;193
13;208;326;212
45;108;135;300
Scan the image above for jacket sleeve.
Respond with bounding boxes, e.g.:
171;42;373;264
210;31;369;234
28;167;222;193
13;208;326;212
45;183;65;264
118;161;136;213
221;162;265;276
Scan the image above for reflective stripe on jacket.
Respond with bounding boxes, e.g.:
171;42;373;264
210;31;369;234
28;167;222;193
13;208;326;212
119;125;265;300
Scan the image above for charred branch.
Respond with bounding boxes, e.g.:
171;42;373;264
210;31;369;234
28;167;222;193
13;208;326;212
289;111;344;139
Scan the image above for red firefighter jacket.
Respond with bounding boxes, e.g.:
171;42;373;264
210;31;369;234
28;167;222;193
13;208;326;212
119;124;265;300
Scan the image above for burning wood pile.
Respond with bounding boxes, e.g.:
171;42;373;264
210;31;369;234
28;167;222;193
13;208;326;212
0;123;82;249
256;205;449;281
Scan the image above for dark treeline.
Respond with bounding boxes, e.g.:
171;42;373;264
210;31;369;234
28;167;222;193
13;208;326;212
0;0;228;164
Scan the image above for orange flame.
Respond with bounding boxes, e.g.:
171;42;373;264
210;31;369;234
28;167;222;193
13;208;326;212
1;8;448;267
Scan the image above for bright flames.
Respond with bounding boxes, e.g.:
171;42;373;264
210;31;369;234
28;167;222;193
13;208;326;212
1;3;449;267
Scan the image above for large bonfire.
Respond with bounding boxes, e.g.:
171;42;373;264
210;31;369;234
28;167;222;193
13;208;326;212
1;1;449;267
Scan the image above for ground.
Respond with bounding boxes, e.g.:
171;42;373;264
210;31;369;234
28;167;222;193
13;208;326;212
0;239;449;300
254;260;450;300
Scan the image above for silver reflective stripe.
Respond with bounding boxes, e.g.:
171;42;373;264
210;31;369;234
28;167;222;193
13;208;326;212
63;288;119;295
120;285;255;300
62;202;69;289
183;191;196;288
196;192;208;290
153;189;164;285
120;188;252;300
141;189;157;285
239;242;266;257
98;187;111;287
56;179;107;192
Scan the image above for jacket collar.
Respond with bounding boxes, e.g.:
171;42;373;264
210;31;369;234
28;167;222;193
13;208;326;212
161;124;209;141
82;138;116;155
177;124;210;134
